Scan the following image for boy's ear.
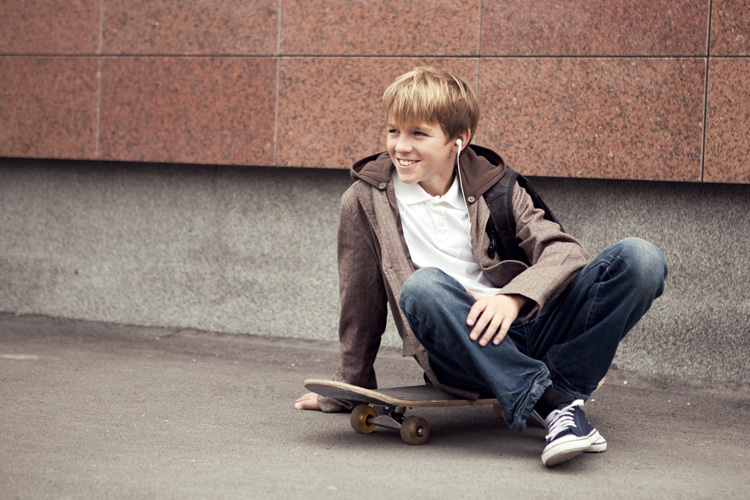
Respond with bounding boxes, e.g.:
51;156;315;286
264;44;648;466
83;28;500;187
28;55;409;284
453;130;472;151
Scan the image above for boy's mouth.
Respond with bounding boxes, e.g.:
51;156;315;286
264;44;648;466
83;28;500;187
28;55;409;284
398;159;419;167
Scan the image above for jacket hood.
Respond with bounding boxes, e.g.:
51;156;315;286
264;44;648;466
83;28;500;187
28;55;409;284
350;145;507;200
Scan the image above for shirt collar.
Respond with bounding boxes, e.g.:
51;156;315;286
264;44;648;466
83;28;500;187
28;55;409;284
392;170;465;209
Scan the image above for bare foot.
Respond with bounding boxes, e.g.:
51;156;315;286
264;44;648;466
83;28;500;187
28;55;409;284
295;392;321;411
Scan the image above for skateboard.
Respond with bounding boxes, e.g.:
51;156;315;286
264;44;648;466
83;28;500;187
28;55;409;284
304;379;502;445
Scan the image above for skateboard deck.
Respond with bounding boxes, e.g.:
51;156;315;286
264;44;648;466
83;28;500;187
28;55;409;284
304;379;501;445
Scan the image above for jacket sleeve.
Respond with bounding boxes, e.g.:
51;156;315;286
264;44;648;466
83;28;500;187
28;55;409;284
318;187;388;412
499;184;589;318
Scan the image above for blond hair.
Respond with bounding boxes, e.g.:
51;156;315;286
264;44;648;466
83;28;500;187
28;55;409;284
382;67;480;143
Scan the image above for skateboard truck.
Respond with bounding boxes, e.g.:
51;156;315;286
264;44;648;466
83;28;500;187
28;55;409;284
350;404;430;445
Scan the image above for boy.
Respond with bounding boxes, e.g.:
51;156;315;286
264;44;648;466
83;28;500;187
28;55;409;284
296;67;667;467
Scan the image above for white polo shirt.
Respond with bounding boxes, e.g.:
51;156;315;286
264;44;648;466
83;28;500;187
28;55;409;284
392;171;502;297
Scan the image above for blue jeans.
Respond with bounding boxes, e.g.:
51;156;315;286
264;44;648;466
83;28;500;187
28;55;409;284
398;238;667;432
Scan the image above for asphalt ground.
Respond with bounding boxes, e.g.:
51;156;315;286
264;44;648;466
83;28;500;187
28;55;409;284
1;313;748;499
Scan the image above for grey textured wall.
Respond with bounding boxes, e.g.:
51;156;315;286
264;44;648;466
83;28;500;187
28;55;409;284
1;158;748;383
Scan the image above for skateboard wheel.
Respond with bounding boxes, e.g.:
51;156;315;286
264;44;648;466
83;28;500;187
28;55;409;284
350;405;377;434
400;416;429;445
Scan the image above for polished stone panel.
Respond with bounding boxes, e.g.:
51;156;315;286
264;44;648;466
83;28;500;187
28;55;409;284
0;0;100;54
99;57;277;165
281;0;481;55
704;58;750;183
481;0;708;56
102;0;279;55
0;57;98;159
276;58;479;168
710;0;750;55
477;58;705;181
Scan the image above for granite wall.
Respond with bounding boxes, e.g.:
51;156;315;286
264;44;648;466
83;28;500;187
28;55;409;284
1;1;748;182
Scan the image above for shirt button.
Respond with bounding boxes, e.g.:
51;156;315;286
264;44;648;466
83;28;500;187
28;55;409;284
438;218;446;227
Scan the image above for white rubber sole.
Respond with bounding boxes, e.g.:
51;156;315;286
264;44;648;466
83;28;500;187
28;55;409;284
542;430;603;467
586;431;608;453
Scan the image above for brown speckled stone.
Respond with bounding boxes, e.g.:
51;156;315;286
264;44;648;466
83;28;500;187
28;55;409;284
281;0;481;55
477;58;705;181
276;58;479;169
481;0;708;56
0;0;100;54
710;0;750;56
99;57;277;166
102;0;279;55
0;57;98;159
704;58;750;183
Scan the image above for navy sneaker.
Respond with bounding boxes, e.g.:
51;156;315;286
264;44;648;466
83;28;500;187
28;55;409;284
531;409;607;453
541;400;605;466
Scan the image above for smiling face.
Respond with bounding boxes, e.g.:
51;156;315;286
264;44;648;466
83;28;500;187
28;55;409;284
387;121;459;197
382;68;479;196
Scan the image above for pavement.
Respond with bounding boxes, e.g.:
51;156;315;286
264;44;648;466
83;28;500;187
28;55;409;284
1;313;748;499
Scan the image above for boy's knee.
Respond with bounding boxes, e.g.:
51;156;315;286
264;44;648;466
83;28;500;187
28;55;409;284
404;267;445;287
399;268;444;310
618;238;668;292
400;267;469;315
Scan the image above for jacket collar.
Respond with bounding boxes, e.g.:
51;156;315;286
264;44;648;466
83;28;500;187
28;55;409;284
350;144;507;200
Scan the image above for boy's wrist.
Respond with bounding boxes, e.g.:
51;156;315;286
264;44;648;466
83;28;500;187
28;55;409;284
502;293;532;316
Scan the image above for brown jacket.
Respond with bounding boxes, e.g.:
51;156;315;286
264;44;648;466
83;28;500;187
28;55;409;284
319;146;588;412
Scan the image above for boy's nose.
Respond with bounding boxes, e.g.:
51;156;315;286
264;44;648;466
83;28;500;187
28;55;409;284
395;136;413;152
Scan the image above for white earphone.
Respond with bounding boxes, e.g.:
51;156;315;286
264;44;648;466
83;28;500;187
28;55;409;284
454;137;471;243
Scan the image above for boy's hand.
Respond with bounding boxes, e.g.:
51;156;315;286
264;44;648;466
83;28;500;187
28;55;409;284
295;392;321;411
465;291;529;346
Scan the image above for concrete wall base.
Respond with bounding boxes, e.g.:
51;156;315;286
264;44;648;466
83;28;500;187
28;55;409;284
2;158;748;383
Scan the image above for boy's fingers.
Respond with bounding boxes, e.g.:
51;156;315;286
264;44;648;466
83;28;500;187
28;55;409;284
492;319;511;345
478;315;503;346
469;314;487;340
468;299;501;344
466;299;485;328
465;290;481;327
468;299;516;346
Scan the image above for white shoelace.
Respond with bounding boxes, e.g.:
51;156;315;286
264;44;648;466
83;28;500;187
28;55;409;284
544;399;585;441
